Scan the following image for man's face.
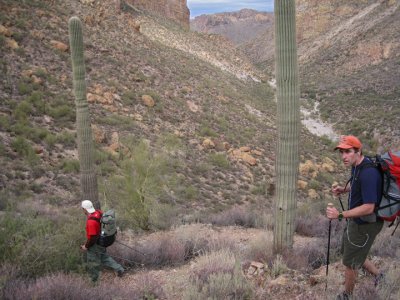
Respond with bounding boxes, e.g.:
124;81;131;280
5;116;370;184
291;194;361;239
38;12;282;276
339;148;359;167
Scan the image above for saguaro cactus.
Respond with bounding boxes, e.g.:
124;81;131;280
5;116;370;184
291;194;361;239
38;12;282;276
273;0;300;253
68;17;100;209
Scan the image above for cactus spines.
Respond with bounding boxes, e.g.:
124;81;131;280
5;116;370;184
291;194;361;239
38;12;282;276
68;16;100;209
273;0;300;253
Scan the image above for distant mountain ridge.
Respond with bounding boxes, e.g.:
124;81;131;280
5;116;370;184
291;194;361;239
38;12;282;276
190;9;273;46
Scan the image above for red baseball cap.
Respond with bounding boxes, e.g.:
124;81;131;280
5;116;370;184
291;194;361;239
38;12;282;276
334;135;362;150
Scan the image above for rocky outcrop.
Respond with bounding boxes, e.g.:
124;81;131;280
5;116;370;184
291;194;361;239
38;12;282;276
127;0;189;28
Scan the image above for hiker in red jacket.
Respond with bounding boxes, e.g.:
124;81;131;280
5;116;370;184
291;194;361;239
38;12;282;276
81;200;124;283
326;136;384;299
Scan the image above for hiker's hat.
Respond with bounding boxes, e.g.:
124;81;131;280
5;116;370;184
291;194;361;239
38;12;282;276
81;200;95;213
334;135;362;151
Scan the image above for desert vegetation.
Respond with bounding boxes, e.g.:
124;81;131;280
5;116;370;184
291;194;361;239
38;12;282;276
1;0;399;299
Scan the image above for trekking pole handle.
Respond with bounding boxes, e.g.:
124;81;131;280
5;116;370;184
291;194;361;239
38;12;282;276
327;203;334;208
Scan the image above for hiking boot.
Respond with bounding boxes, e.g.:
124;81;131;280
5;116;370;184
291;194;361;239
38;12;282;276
374;273;385;287
117;269;124;277
336;292;352;300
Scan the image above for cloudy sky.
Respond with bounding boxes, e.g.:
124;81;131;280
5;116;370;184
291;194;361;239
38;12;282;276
187;0;274;18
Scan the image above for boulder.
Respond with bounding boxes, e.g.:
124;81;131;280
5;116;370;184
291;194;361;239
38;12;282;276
142;94;155;107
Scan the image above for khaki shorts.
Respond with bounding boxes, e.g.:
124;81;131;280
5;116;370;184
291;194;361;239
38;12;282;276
341;220;383;269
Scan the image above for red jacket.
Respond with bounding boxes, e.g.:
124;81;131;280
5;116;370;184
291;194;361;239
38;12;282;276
85;210;102;248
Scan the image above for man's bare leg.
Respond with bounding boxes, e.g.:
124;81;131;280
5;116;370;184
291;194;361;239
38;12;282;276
344;266;357;294
363;259;379;276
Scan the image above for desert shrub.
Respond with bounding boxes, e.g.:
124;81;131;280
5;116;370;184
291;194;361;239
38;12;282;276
110;234;190;267
208;153;230;169
244;232;274;264
26;91;46;114
208;205;256;227
250;183;267;195
270;255;289;278
283;239;326;271
44;133;57;148
60;159;80;173
205;205;271;229
184;250;253;300
10;136;38;164
295;214;329;237
13;100;33;120
104;140;178;230
0;115;11;130
0;269;165;300
121;90;137;105
0;209;83;278
370;226;400;257
55;131;75;147
17;80;33;95
48;104;75;122
199;125;218;137
183;185;198;201
376;265;400;299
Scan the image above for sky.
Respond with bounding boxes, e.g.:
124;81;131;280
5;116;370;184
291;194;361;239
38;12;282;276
187;0;274;18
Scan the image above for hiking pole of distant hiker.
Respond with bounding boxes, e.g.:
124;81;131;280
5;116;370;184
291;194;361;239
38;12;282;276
325;202;334;291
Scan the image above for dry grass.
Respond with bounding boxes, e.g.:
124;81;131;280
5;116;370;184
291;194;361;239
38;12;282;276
184;250;253;299
243;231;274;264
205;205;272;229
370;226;400;257
110;224;245;268
0;266;165;300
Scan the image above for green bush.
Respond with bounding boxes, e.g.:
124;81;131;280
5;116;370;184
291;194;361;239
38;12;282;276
0;210;84;278
60;159;80;173
27;91;46;114
209;153;230;169
14;100;33;120
10;136;38;164
48;104;75;121
56;131;76;147
199;125;218;138
0;115;10;131
104;140;178;230
17;81;33;95
121;90;137;106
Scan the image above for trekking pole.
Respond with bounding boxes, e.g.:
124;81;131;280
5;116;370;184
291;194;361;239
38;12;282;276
325;203;334;291
338;195;345;212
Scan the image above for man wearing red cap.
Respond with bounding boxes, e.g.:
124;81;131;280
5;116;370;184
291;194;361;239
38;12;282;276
326;136;384;299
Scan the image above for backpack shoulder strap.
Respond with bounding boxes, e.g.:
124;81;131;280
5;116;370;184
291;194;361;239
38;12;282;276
88;210;103;223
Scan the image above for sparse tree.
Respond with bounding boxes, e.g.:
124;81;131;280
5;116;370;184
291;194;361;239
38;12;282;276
273;0;300;253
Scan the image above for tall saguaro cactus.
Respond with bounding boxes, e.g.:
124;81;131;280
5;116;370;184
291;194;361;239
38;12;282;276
68;17;99;209
273;0;300;253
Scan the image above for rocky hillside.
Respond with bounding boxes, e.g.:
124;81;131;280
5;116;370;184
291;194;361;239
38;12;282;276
0;0;341;227
125;0;190;28
191;0;400;152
